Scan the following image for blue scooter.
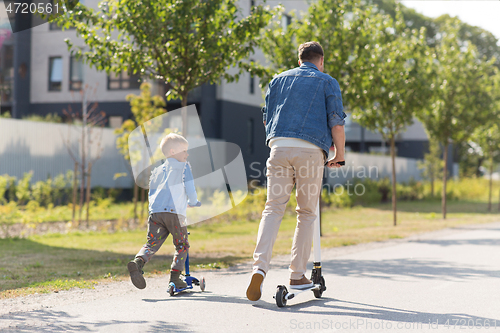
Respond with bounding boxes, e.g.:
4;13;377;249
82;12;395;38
168;254;205;296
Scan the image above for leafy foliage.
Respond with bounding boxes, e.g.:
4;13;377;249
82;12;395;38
114;82;167;162
54;0;273;103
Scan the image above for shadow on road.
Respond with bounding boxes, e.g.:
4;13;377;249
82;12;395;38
318;258;500;281
254;297;500;328
142;290;250;305
411;238;500;247
0;309;192;332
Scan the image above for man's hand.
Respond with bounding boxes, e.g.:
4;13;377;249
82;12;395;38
326;157;345;168
188;201;202;207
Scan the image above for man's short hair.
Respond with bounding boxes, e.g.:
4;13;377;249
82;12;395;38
160;133;188;157
298;41;324;63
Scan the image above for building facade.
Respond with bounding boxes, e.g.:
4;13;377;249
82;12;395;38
1;0;433;186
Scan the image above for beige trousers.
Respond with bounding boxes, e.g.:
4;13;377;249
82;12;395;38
252;147;325;279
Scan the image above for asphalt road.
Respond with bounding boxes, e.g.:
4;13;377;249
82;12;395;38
2;222;500;332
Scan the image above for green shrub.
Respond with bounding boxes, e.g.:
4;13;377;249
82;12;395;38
322;184;354;208
52;173;69;206
0;201;22;224
32;178;54;207
16;172;32;205
22;113;62;123
26;200;40;212
6;175;17;202
0;174;8;204
91;186;107;202
352;178;382;205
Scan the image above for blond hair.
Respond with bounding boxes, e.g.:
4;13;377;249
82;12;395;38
160;133;188;157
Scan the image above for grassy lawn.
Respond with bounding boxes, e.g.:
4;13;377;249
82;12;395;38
1;200;499;298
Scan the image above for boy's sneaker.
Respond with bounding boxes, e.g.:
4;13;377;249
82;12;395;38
246;269;265;301
170;270;187;289
127;257;146;289
289;275;314;290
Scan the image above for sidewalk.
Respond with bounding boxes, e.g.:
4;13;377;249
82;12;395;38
2;221;500;332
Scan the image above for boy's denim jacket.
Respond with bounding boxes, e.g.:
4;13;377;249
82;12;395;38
262;62;347;157
148;158;198;217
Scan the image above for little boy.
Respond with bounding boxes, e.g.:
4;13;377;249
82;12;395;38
128;133;201;290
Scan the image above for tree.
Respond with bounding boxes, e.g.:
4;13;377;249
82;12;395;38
372;0;500;69
54;0;273;135
247;0;390;112
416;18;496;219
418;141;444;198
472;73;500;211
250;0;433;226
350;7;433;226
115;82;166;223
62;85;106;226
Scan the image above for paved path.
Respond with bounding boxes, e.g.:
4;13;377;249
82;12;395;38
2;222;500;332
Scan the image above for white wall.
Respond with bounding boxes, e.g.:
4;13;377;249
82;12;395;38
0;118;133;188
326;152;423;184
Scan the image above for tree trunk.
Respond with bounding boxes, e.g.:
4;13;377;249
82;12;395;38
181;91;188;136
133;183;138;223
72;162;78;224
390;137;397;226
79;164;85;225
430;178;434;198
86;162;92;227
488;157;493;212
442;142;449;219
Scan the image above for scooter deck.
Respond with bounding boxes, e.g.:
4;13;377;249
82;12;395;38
281;284;321;300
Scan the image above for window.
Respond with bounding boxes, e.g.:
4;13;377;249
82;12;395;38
249;59;255;95
69;56;83;90
281;14;291;31
247;118;254;154
48;57;62;91
0;45;14;103
107;72;141;90
250;75;255;94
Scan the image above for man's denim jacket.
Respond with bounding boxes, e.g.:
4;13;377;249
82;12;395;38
262;62;346;157
148;158;198;217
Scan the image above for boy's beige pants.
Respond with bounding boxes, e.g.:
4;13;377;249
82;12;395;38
253;147;325;280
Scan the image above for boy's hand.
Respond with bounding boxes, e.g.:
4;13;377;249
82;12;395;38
188;201;202;207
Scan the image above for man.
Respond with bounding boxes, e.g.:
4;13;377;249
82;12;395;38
246;41;346;301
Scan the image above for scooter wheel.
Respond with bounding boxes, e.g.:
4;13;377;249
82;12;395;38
200;277;206;292
276;285;288;307
168;284;175;296
313;276;325;298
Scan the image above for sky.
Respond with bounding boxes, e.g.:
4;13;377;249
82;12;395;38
401;1;500;43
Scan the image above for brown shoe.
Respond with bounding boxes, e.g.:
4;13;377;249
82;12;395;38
127;257;146;289
246;270;265;301
290;275;314;290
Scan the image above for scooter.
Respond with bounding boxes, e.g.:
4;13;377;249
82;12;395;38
274;201;326;307
168;254;206;296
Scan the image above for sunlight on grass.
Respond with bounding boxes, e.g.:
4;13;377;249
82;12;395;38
1;200;499;298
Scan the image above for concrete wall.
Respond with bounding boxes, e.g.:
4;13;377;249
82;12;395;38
325;151;458;185
325;152;423;185
0;118;134;188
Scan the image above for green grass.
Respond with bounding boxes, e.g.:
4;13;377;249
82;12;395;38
1;200;499;298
